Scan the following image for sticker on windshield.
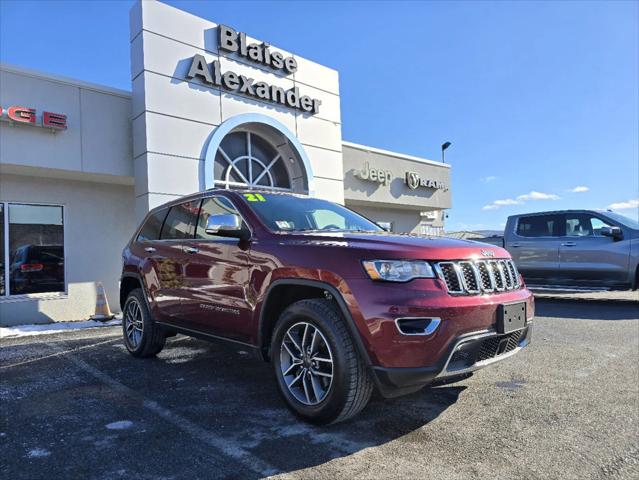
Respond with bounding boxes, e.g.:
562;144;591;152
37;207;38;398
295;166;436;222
275;220;294;230
243;193;266;202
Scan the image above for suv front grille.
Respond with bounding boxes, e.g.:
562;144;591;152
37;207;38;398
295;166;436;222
435;259;521;295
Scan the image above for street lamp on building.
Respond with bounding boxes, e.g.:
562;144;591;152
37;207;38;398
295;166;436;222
441;141;452;163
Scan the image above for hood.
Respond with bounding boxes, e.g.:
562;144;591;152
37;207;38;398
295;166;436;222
275;231;510;261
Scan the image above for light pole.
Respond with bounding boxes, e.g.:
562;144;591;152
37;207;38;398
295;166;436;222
441;141;452;163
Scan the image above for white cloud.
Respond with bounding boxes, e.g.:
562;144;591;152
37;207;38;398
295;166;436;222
494;199;521;206
571;186;589;193
480;176;498;183
482;199;521;210
516;191;561;201
482;190;560;210
607;199;639;210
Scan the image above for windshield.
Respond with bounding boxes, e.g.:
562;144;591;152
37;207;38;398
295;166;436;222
239;192;383;233
603;211;639;229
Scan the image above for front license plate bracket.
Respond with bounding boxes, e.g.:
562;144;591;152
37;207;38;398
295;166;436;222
497;302;526;334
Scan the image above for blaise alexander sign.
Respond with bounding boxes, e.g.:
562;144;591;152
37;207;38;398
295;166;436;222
186;25;322;114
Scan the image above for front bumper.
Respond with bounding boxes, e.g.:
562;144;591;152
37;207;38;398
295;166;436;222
372;325;532;397
345;278;535;368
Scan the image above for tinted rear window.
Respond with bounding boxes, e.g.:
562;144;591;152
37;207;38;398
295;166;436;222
516;215;560;237
160;201;201;240
27;246;64;263
137;208;168;241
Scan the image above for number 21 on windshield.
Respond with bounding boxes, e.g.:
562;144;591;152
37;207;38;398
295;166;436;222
243;193;266;202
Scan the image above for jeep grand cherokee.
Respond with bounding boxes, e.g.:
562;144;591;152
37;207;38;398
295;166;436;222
120;190;534;424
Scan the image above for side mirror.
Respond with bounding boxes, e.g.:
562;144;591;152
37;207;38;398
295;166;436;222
205;214;248;239
600;226;623;240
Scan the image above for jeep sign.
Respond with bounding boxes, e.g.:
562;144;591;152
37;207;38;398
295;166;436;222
355;162;393;185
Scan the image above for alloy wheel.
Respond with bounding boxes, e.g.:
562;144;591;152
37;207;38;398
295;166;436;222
124;298;144;349
279;321;334;406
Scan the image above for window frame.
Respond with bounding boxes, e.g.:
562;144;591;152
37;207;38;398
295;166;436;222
136;195;253;245
193;195;252;242
136;206;170;243
159;201;201;241
563;213;614;238
0;201;68;302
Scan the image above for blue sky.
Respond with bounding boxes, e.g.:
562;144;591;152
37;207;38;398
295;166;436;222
1;0;637;230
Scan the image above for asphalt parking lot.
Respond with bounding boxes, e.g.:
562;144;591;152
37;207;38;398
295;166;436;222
1;298;638;480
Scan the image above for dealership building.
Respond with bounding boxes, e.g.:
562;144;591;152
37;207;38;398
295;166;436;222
0;0;451;326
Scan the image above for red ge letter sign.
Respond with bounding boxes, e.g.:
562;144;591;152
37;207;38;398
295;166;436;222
43;111;67;130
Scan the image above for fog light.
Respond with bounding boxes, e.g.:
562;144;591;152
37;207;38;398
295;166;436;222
395;317;441;336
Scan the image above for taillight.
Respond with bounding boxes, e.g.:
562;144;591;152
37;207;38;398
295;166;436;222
20;263;44;272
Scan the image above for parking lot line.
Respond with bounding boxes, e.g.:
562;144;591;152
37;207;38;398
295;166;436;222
0;337;121;370
46;340;280;478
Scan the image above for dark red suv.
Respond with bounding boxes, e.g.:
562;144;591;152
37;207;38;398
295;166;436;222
120;190;533;424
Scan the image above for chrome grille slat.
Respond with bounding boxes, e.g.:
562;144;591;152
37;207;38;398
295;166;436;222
477;261;495;292
507;260;520;288
436;262;463;294
458;261;481;293
436;259;522;295
500;260;513;289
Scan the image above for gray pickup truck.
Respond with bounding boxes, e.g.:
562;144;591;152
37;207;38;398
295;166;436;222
500;210;639;291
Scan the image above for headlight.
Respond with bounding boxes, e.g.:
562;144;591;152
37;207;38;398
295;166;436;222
362;260;435;282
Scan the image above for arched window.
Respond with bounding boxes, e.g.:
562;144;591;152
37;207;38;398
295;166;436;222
214;131;292;190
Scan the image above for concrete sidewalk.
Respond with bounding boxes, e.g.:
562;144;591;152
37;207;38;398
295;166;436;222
532;289;638;304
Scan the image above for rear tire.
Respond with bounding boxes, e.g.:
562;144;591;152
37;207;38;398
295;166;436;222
271;299;373;424
122;288;166;358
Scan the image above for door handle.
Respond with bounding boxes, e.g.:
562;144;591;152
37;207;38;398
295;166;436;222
185;246;199;254
144;247;156;253
510;243;521;248
561;242;577;247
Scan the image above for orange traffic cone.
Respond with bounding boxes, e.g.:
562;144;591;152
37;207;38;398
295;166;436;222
90;282;115;322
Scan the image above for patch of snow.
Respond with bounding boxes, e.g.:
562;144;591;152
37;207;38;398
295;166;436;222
0;317;121;338
27;448;51;458
105;420;133;430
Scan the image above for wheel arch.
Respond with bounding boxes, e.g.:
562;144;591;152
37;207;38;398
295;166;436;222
257;279;372;368
120;272;151;312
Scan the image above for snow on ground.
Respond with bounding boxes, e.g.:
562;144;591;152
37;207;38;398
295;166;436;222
26;448;51;458
105;420;134;430
0;317;121;339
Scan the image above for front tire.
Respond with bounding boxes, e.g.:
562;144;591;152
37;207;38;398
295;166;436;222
122;288;166;358
271;299;373;424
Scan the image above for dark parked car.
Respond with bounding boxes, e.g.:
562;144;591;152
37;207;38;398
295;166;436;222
9;244;65;295
503;210;639;291
120;190;534;424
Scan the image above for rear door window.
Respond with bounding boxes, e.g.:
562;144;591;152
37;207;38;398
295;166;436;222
516;215;561;237
137;208;168;241
161;201;201;240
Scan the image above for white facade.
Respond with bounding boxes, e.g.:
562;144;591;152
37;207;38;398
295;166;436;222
0;0;450;326
0;65;135;325
130;0;344;220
